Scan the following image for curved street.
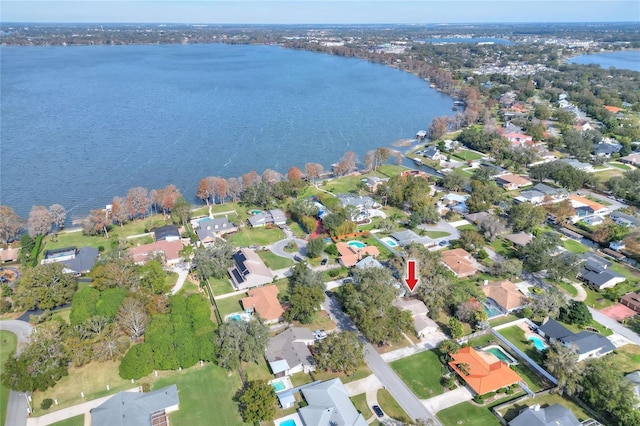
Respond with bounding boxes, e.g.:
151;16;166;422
1;320;34;426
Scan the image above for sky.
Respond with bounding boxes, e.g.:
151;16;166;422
2;0;639;24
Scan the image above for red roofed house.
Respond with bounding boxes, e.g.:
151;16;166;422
503;132;533;147
495;174;532;191
441;248;477;278
449;346;522;395
241;285;284;324
335;242;380;267
128;240;184;265
621;292;640;313
604;105;622;114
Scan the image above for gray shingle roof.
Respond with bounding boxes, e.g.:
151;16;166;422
299;379;367;426
509;404;581;426
91;385;179;426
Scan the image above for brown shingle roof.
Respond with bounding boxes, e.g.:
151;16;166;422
482;280;526;311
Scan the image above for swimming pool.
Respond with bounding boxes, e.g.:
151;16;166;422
347;241;366;249
271;380;286;392
528;335;548;351
483;345;517;365
229;314;242;321
249;209;263;215
380;237;399;247
279;420;297;426
483;299;503;318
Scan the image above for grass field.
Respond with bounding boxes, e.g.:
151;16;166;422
609;344;640;375
49;415;85;426
437;401;501;426
310;365;372;385
0;331;17;426
153;363;247;426
377;389;411;423
489;314;520;328
609;162;632;171
214;293;246;318
390;350;445;398
497;325;544;364
452;150;484;161
498;392;591;422
350;393;373;419
562;239;589;253
422;230;451;239
258;250;294;270
226;226;284;247
456;224;478;231
243;357;273;382
208;276;235;296
555;280;579;297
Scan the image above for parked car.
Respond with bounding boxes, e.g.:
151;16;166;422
342;277;353;284
438;240;449;247
372;405;384;418
324;290;333;297
313;329;328;341
320;258;328;265
294;255;303;262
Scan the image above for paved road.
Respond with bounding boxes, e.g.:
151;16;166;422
0;320;34;426
589;307;640;346
321;295;442;425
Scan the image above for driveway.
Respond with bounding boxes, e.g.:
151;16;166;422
169;263;190;295
269;237;308;259
589;307;640;345
422;386;473;413
1;320;34;426
417;220;460;243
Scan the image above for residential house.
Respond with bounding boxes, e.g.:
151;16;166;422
465;212;492;225
423;146;443;161
582;216;604;226
482;280;527;313
561;158;593;172
0;247;19;263
620;152;640;166
248;209;287;228
448;346;522;395
574;119;593;132
568;195;608;223
621;292;640;313
537;319;615;361
441;248;477;278
503;132;534;147
392;298;438;338
128;240;184;265
610;211;640;228
364;176;388;193
442;193;470;214
241;285;284;324
624;371;640;407
515;183;566;205
604;105;623;114
227;248;274;290
578;252;626;290
153;224;181;242
508;404;581;426
195;217;237;245
593;142;622;158
504;232;533;247
335;242;380;267
265;327;316;377
355;256;384;270
90;385;179;426
610;240;626;252
41;246;99;274
298;379;368;426
495;174;532;190
336;194;378;210
390;230;435;247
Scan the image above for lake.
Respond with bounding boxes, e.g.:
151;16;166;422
569;50;640;72
1;43;453;221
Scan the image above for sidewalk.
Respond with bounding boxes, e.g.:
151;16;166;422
421;386;473;413
380;332;446;363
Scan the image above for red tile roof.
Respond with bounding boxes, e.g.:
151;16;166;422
449;346;522;395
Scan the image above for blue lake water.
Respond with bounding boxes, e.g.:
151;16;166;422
0;43;453;220
569;50;640;72
418;38;513;45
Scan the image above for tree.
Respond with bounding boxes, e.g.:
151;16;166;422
313;331;364;374
455;300;483;324
171;196;191;226
519;232;562;273
545;199;575;225
437;339;461;361
93;324;130;362
304;162;324;184
527;286;567;319
559;300;592;327
490;258;522;279
83;208;110;238
0;205;22;243
284;285;325;324
334;151;358;176
111;196;129;227
373;147;391;170
457;229;485;253
196;177;213;204
238;380;276;423
261;169;282;186
448;317;464;339
507;203;546;232
192;239;234;280
216;319;269;370
305;237;325;258
116;297;149;340
140;260;166;294
89;256;140;290
287;166;304;181
14;263;78;310
48;204;66;229
441;173;467;192
119;343;154;379
153;184;181;214
27;205;52;237
227;177;243;202
213;177;229;203
544;341;583;396
428;116;449;140
477;214;509;241
126;186;149;219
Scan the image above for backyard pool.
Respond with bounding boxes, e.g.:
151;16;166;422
279;420;297;426
483;299;504;319
249;209;263;215
528;335;548;351
483;345;517;365
380;237;399;247
271;380;286;392
347;241;366;249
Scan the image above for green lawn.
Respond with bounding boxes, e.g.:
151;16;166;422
226;227;284;247
437;401;501;426
258;250;294;270
490;239;518;258
153;363;247;426
562;239;589;254
451;150;484;161
498;392;592;422
49;415;85;426
51;307;72;324
422;230;451;239
555;280;579;297
609;162;632;171
511;362;546;392
489;314;520;328
164;271;179;292
456;224;478;231
608;344;640;375
497;326;544;364
350;393;373;419
214;293;246;318
390;350;445;398
0;331;17;426
243;357;273;382
311;364;372;384
208;277;235;296
289;221;309;238
377;389;411;423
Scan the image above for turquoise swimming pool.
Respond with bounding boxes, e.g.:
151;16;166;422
271;380;286;392
381;237;399;247
528;335;548;351
347;241;366;249
279;419;297;426
483;346;516;364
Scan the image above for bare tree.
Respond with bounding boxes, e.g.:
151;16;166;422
116;297;149;340
0;205;22;243
261;169;282;185
477;214;510;241
111;196;129;227
241;171;261;188
227;177;243;202
48;204;66;230
213;177;228;203
364;150;375;172
428;116;449;140
154;184;181;214
196;177;212;205
92;325;129;362
304;163;324;185
126;187;149;219
334;151;358;176
27;205;52;237
83;209;110;238
373;147;391;170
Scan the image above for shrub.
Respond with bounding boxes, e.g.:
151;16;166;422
40;398;53;410
98;245;105;252
506;386;514;394
477;249;489;260
328;269;340;278
0;299;12;314
324;244;338;256
474;394;484;403
497;387;506;394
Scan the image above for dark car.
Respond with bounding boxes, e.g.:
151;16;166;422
324;290;333;297
372;405;384;418
320;258;328;265
294;255;303;262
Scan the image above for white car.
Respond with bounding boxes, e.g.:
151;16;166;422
313;329;328;341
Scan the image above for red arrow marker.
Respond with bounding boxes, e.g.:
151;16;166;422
405;259;419;292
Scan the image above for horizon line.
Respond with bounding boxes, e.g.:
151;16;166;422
4;20;639;25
